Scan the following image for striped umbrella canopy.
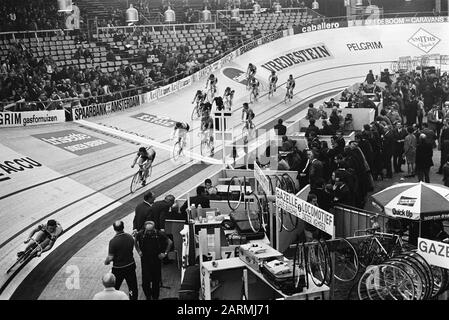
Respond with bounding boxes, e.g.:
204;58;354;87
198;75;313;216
371;182;449;221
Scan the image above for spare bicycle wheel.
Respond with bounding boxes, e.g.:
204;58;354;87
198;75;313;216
383;260;424;300
307;241;327;287
247;192;262;233
282;174;296;193
227;176;243;211
334;238;359;282
320;239;333;286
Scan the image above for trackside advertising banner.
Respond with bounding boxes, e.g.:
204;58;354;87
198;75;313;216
350;16;449;27
261;43;333;73
0;110;65;128
293;20;347;34
72;95;140;120
275;187;334;237
418;237;449;270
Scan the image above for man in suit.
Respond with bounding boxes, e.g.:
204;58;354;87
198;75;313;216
307;149;323;186
147;194;176;232
133;191;155;235
382;125;395;179
427;104;444;140
274;118;287;136
392;121;407;173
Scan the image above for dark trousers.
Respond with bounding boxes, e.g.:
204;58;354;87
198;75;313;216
393;152;403;173
417;167;430;183
112;263;138;300
383;152;393;178
439;141;449;172
141;258;162;300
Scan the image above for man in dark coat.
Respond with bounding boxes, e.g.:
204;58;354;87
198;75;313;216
382;125;395;179
135;220;172;300
392;122;407;173
133;191;155;234
147;195;176;232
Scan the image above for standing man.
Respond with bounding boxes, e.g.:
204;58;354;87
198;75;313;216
148;194;176;232
133;191;155;235
392;121;407;174
382;125;395;179
104;221;138;300
427;104;444;140
135;220;172;300
307;149;323;186
438;119;449;174
274;118;287;136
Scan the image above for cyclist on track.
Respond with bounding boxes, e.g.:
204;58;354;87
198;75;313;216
131;146;156;186
249;76;260;103
192;89;206;107
241;102;255;129
223;87;235;110
247;63;257;78
212;95;225;111
200;110;215;156
268;70;278;97
285;74;295;102
205;74;218;99
17;220;63;258
172;121;190;150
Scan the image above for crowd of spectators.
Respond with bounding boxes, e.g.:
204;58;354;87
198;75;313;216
0;0;63;31
273;68;449;212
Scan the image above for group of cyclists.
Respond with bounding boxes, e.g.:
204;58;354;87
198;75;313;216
11;64;296;269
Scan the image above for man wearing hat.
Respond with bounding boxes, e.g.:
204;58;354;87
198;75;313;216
135;220;172;300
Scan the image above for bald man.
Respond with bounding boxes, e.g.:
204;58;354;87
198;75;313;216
105;220;138;300
93;273;129;300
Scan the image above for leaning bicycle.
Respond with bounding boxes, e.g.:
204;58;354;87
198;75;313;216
7;239;42;274
130;163;152;193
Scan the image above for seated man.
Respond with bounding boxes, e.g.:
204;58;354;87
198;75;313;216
204;179;218;196
180;186;211;214
305;118;320;138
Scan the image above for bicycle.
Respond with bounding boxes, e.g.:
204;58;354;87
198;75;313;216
172;136;186;161
242;120;256;144
7;239;42;274
206;86;216;102
249;86;259;104
130;163;152;193
191;102;202;121
268;82;276;99
284;87;294;103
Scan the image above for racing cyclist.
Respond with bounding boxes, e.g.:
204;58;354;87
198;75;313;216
285;74;295;102
200;111;215;156
223;87;235;110
268;70;278;97
172;121;190;150
205;74;218;100
131;146;156;186
247;63;257;78
249;76;260;103
241;102;255;129
18;220;63;258
192;90;206;107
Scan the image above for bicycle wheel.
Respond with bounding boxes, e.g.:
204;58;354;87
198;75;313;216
173;141;181;161
280;175;299;230
307;241;327;287
247;192;262;233
334;238;359;282
191;105;200;120
358;264;415;300
281;174;296;194
383;260;424;300
430;266;448;297
394;253;432;299
320;239;333;286
130;171;141;193
227;176;243;211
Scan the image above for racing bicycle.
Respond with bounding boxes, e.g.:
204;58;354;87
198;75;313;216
199;130;214;157
7;239;43;274
173;136;186;161
130;163;152;193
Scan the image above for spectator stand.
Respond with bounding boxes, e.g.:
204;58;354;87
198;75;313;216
216;6;317;40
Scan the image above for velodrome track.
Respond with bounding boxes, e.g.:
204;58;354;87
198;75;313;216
0;21;448;299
